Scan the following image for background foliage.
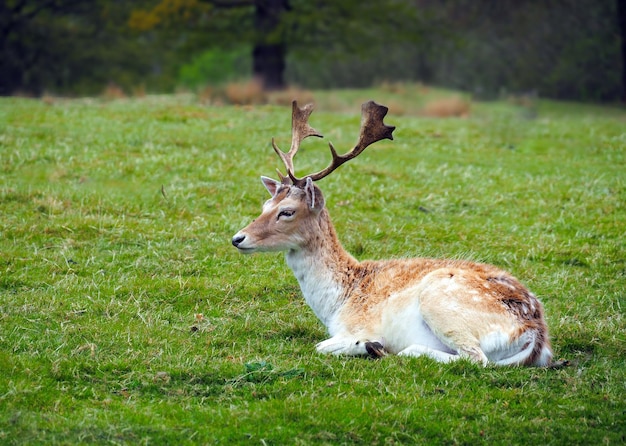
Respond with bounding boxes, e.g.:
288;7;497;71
178;46;252;88
1;0;624;101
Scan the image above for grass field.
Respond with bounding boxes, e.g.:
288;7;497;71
1;86;625;444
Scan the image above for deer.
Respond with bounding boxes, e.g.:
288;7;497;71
231;100;554;366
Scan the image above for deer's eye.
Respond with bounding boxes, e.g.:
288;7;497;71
277;209;295;220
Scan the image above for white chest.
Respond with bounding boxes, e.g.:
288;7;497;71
286;251;345;335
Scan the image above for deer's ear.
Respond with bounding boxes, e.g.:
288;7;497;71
304;177;325;211
261;176;281;196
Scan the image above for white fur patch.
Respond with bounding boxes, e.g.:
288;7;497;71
482;330;535;366
286;250;345;334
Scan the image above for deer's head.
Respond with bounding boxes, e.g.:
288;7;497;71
232;101;395;254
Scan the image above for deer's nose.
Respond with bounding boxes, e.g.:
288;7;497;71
232;234;246;248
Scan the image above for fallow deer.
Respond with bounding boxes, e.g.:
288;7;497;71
232;101;553;366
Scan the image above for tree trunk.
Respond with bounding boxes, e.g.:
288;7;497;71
618;0;626;101
253;43;286;90
253;0;288;90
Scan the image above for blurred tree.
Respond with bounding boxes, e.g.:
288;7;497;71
1;0;621;101
0;0;183;96
401;0;623;102
0;0;88;95
128;0;425;90
618;0;626;101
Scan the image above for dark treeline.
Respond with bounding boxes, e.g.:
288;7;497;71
1;0;624;102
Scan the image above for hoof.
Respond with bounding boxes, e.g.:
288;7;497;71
365;341;387;359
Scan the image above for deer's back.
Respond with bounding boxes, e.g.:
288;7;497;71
349;257;540;315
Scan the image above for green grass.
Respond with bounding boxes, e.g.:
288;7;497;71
1;89;625;445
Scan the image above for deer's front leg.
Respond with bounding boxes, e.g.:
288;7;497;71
316;336;387;358
316;336;368;356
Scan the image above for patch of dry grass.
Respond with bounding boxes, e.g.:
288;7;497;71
420;96;471;118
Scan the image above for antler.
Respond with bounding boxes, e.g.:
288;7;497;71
272;101;323;183
289;101;395;187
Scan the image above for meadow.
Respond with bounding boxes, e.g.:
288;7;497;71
1;85;624;444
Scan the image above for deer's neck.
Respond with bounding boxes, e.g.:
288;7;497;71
285;209;358;335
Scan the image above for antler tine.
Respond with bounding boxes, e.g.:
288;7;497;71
272;100;323;183
293;101;395;186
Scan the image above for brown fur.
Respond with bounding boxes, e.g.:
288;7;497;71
232;100;552;366
234;187;552;366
